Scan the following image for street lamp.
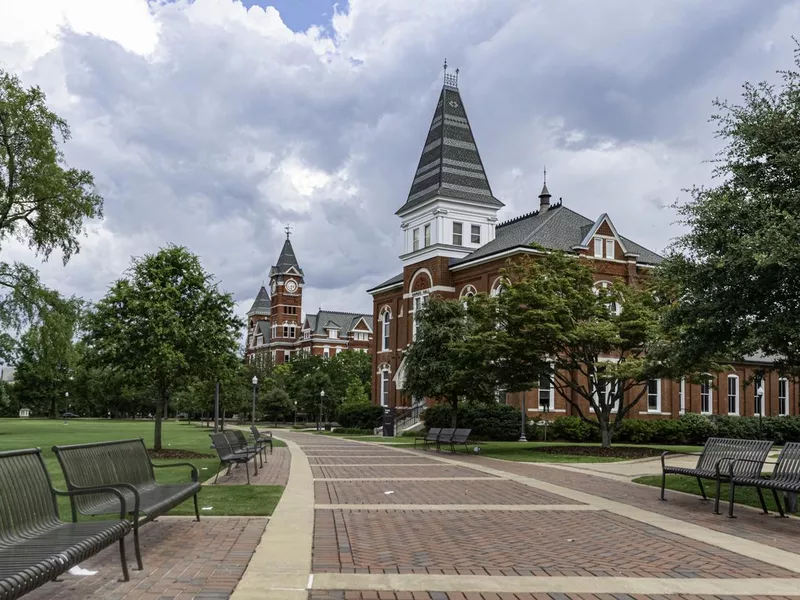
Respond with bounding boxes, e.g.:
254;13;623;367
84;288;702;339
518;390;528;442
541;397;551;442
251;376;258;428
63;391;69;422
757;385;764;439
318;390;325;431
293;400;298;427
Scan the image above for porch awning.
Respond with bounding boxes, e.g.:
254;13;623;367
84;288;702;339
393;357;407;390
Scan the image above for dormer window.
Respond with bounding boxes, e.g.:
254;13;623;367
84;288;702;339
605;239;615;259
413;228;420;251
424;224;431;247
453;222;463;246
303;330;310;340
594;237;603;257
471;224;480;244
328;328;339;339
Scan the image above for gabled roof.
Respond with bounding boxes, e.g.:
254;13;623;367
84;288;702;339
366;272;404;294
269;238;303;277
247;286;271;316
397;80;503;215
256;321;271;341
452;204;663;267
576;213;628;253
303;310;374;336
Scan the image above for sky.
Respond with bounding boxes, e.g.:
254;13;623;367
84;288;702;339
0;0;798;327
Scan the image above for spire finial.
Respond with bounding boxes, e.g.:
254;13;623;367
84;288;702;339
285;224;292;240
543;164;547;185
443;58;459;88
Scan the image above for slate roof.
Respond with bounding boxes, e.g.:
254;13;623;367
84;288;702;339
366;272;404;293
255;320;271;342
397;82;503;215
247;286;271;316
304;310;373;336
269;238;303;277
452;204;664;267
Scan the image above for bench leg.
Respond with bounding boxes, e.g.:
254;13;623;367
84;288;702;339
245;461;251;485
132;519;143;571
253;453;259;476
713;478;722;514
728;480;737;518
214;461;223;484
660;471;667;501
771;488;787;518
193;493;200;521
119;537;130;582
698;477;709;501
756;487;769;515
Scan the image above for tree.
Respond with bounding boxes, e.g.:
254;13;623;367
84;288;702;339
402;297;495;427
0;71;103;358
472;250;662;447
262;386;291;426
13;294;82;417
84;245;243;450
658;44;800;376
344;378;369;404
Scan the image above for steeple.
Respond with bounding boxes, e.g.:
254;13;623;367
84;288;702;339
269;229;303;278
539;167;551;212
247;286;271;317
396;62;504;216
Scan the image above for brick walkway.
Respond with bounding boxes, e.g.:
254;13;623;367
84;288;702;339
242;431;800;600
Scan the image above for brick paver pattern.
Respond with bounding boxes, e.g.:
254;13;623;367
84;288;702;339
313;506;795;577
307;456;441;465
315;479;576;505
24;517;266;600
309;594;800;600
212;445;291;486
312;465;495;479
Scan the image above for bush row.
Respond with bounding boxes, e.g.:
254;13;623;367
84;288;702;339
335;402;383;429
421;402;534;441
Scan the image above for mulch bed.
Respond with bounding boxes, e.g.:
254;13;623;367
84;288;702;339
147;449;213;459
529;445;665;459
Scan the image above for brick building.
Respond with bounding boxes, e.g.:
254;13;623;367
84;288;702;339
245;232;372;364
367;69;798;421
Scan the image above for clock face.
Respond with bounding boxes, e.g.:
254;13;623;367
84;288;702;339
286;279;298;293
271;281;277;294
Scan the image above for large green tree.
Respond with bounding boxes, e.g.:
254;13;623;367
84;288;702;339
472;250;662;447
658;46;800;376
402;297;495;427
0;71;103;358
84;245;243;450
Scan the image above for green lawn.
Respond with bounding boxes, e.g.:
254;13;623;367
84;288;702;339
444;442;704;463
312;431;415;444
0;419;284;516
635;474;785;513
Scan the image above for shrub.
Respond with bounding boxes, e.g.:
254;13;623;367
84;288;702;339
336;402;383;429
421;402;524;441
712;415;760;440
617;419;657;444
549;416;598;442
676;413;717;445
333;427;375;435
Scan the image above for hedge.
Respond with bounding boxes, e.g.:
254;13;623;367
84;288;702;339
336;402;383;429
422;402;527;441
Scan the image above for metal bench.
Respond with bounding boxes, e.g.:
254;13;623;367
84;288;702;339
434;428;455;452
0;448;131;599
440;428;472;453
660;437;773;506
250;425;273;454
52;439;200;573
726;442;800;518
414;428;441;449
210;433;257;485
224;431;262;470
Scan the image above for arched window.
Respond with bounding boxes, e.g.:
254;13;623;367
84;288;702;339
727;374;739;415
380;308;391;351
378;363;391;407
490;277;505;297
593;281;620;315
459;285;477;299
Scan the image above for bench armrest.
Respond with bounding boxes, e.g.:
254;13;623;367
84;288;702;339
151;461;199;482
54;484;133;519
727;457;778;477
660;450;703;471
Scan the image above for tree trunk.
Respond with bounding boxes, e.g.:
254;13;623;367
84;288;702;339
599;419;612;448
450;399;458;428
154;390;166;451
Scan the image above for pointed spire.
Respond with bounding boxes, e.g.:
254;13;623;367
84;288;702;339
396;65;503;215
269;234;304;279
247;286;271;316
539;166;551;211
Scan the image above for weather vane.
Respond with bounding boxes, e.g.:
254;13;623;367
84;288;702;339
285;224;293;240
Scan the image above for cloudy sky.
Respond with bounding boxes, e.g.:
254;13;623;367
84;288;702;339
0;0;798;324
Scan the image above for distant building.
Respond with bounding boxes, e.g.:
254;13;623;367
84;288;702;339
245;231;372;364
0;366;15;384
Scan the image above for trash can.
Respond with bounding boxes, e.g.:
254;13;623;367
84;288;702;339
382;407;395;437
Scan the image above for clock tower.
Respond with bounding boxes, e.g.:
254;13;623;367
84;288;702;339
268;227;304;362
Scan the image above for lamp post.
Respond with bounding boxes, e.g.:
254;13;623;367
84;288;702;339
518;391;528;442
757;385;764;439
294;400;298;427
318;390;325;431
541;396;550;442
251;376;258;428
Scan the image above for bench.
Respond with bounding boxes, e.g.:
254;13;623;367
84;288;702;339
210;433;257;484
250;425;273;454
726;442;800;518
0;448;131;599
434;428;455;452
224;431;262;471
660;437;773;507
52;439;201;572
440;428;473;453
414;428;441;449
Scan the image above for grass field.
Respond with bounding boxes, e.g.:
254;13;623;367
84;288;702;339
0;419;284;517
634;473;789;514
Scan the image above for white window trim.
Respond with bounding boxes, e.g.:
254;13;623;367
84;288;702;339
411;292;428;341
453;222;463;246
700;376;713;415
424;223;431;247
646;378;661;413
605;238;614;259
779;377;789;416
380;368;390;407
679;377;685;414
727;374;740;415
471;224;481;245
593;237;603;257
536;368;555;410
412;228;419;251
381;309;391;352
323;346;330;358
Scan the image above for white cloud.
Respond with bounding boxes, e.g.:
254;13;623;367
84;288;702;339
1;0;799;322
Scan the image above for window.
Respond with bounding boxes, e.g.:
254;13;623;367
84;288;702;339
647;379;661;412
328;329;338;339
453;222;463;246
754;377;763;416
594;281;620;315
424;224;431;247
700;377;712;414
303;330;310;340
381;310;391;351
283;352;289;363
412;228;420;251
282;325;289;338
537;373;552;409
290;325;296;338
284;306;297;315
353;332;369;341
605;239;614;259
323;347;330;358
727;375;739;415
471;224;481;244
594;237;603;257
490;279;504;297
594;377;621;412
779;378;789;416
679;378;686;413
412;294;428;341
380;369;390;406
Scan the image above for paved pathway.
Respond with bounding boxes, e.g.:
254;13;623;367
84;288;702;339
235;432;800;600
